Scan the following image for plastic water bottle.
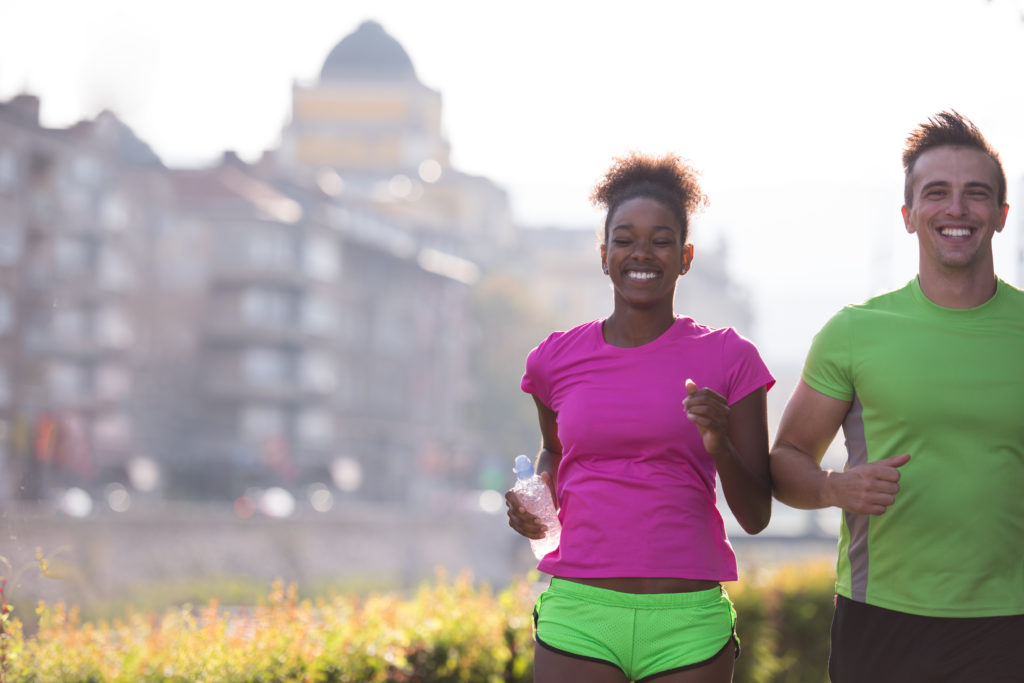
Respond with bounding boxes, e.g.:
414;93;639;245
512;454;561;559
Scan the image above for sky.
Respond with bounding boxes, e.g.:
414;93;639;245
2;0;1023;365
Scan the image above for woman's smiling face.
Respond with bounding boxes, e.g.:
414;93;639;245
601;196;692;311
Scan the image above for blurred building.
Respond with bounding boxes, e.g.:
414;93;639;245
158;154;479;501
157;160;344;497
0;94;171;500
0;19;757;508
279;20;516;264
514;226;754;334
0;94;482;505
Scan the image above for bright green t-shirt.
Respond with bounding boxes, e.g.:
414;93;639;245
803;277;1024;618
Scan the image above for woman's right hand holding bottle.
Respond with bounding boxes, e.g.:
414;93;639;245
505;470;554;540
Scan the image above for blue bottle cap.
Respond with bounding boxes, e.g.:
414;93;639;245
513;454;534;480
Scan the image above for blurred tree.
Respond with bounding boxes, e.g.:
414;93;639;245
466;271;560;485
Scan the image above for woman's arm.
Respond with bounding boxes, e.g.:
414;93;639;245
684;382;771;534
505;396;562;540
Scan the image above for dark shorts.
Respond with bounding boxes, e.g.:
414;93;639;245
829;595;1024;683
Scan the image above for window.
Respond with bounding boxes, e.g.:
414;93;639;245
61;188;90;215
339;307;363;346
71;155;102;186
52;307;88;341
0;148;18;191
296;409;334;448
96;364;132;400
303;235;339;280
337;366;359;408
54;236;90;274
98;247;133;290
243;347;289;387
300;352;336;392
49;362;87;401
99;193;130;231
0;294;10;335
23;319;49;352
0;215;22;265
240;405;284;443
94;412;132;450
28;188;57;223
158;217;207;288
247;228;295;269
241;288;293;326
97;307;133;348
301;294;335;334
373;305;408;353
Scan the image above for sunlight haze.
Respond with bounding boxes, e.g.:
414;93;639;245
3;0;1023;362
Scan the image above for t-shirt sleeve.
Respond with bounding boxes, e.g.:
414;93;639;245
723;328;775;405
802;308;854;401
521;337;551;406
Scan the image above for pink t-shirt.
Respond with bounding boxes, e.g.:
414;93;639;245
521;317;774;581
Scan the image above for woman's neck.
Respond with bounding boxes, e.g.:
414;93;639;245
602;308;676;348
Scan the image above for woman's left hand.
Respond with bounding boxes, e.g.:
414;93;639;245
683;378;730;456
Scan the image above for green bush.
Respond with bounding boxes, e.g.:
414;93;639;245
0;570;535;683
729;559;835;683
0;563;838;683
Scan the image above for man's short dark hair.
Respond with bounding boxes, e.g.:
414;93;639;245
902;111;1006;207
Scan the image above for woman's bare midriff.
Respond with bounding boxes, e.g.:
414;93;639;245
560;576;719;594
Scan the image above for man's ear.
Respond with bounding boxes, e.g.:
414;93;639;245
902;205;915;234
996;203;1009;233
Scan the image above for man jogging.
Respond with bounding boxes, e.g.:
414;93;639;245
770;111;1024;682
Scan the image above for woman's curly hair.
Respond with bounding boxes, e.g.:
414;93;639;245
590;152;708;242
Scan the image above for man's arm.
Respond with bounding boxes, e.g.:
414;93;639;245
771;381;909;514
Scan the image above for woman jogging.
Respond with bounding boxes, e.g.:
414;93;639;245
506;152;774;683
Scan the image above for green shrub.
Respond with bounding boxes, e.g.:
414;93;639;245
0;570;534;683
728;559;835;683
0;562;838;683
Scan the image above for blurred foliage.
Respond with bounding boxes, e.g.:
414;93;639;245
0;561;841;682
728;559;836;683
83;574;401;626
467;271;560;471
0;570;535;683
8;573;405;639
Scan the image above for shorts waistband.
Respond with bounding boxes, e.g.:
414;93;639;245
548;577;724;609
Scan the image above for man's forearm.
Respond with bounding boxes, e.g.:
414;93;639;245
770;445;834;510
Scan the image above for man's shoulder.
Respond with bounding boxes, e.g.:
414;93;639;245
825;281;915;324
856;280;916;309
996;278;1024;306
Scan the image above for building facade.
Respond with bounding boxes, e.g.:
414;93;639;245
0;20;757;510
279;20;516;263
0;95;170;500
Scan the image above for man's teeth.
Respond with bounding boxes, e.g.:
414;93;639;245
941;227;972;237
627;272;658;280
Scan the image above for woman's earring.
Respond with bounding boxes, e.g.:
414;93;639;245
603;265;609;275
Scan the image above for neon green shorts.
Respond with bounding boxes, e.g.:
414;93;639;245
533;578;739;681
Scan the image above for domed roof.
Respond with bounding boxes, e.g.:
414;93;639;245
320;20;418;83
